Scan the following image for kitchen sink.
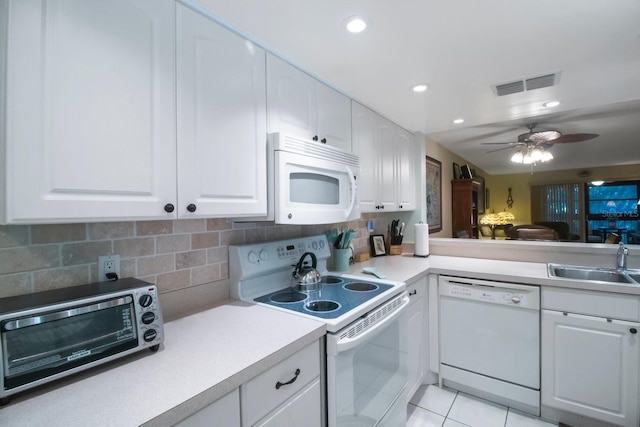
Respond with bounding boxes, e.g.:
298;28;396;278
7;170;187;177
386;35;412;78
548;264;640;284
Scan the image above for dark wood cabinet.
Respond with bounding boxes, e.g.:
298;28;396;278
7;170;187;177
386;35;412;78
451;179;479;238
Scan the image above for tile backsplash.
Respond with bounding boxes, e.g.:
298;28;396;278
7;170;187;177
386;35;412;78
0;214;383;319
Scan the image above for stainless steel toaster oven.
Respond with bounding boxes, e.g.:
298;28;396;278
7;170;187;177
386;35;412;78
0;278;164;402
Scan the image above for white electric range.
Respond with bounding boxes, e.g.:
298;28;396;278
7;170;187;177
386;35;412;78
229;234;409;427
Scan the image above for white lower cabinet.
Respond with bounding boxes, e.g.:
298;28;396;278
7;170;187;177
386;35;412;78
541;288;640;427
175;389;241;427
406;277;426;401
241;340;322;427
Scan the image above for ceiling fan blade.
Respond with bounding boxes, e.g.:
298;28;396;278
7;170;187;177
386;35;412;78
551;133;599;143
487;145;519;153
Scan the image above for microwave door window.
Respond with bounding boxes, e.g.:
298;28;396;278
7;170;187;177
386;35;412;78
2;297;138;390
290;172;339;205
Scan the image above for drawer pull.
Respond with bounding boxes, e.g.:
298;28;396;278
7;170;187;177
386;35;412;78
275;369;300;390
631;328;638;334
409;289;417;296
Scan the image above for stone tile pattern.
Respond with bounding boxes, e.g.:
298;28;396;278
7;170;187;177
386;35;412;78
0;214;384;304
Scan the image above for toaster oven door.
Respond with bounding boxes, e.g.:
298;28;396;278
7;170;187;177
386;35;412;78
1;295;139;391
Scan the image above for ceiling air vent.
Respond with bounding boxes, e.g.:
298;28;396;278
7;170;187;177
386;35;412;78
525;74;556;90
492;72;560;96
495;80;525;96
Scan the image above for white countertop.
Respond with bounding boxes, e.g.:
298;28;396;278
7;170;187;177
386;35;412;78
0;301;325;427
4;253;639;427
337;253;640;295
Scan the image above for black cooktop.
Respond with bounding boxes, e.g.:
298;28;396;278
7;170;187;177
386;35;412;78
253;276;393;319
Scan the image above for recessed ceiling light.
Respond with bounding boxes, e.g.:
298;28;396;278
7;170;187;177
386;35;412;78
543;100;560;108
345;17;367;33
453;118;464;124
412;84;429;92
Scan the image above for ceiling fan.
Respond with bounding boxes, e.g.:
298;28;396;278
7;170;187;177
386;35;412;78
482;123;599;154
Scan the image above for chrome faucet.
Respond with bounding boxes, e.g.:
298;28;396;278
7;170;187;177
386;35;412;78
616;242;629;271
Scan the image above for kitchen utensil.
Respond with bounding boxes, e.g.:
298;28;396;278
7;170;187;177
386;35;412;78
291;252;321;292
362;267;386;279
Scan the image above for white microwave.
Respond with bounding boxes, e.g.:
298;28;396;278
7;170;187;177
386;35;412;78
242;133;361;225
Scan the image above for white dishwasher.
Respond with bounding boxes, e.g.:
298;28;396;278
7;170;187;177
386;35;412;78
438;275;540;416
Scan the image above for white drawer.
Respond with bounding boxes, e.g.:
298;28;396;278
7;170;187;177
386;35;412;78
241;340;320;426
542;287;640;321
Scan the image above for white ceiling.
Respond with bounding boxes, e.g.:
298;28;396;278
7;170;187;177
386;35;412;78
194;0;640;175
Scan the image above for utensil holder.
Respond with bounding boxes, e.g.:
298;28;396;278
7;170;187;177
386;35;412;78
333;248;350;271
389;245;402;255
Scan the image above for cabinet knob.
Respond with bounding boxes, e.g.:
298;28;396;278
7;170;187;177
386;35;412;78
631;328;638;334
187;204;197;213
399;205;403;209
164;203;175;213
312;135;319;141
321;138;327;144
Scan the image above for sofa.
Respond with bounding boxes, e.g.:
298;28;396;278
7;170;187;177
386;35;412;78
507;224;559;241
534;221;580;241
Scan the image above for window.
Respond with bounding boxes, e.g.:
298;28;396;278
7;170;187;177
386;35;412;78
531;183;583;239
586;181;639;243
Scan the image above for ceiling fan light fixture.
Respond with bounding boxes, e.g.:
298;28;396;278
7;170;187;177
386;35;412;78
530;147;544;162
510;151;524;163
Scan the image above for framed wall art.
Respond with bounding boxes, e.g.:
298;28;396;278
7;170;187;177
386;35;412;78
426;156;442;233
370;234;387;257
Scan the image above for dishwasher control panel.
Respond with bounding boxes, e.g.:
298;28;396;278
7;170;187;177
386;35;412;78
439;276;540;310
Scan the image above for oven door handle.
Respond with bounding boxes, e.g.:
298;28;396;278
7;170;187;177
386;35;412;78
333;293;409;354
2;296;133;331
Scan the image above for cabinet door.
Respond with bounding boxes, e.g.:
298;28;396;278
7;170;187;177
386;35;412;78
254;378;322;427
396;127;415;211
266;54;317;139
316;83;352;152
176;388;240;427
177;5;267;218
406;278;426;400
351;102;379;212
378;117;397;211
4;0;176;223
541;310;640;427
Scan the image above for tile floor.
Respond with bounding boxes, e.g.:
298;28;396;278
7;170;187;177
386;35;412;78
408;385;558;427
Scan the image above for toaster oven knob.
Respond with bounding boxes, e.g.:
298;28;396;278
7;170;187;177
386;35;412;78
139;294;153;308
141;311;156;324
143;329;158;342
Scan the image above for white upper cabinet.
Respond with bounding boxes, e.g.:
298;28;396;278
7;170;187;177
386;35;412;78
2;0;177;223
396;127;416;211
351;101;416;213
267;54;351;152
176;4;267;218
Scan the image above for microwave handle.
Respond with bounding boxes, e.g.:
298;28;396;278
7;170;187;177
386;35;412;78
2;296;133;331
345;166;356;220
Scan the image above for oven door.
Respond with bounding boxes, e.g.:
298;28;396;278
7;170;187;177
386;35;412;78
1;295;139;393
326;293;409;427
274;149;360;225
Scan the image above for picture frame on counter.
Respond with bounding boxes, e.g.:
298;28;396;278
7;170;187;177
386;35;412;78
370;234;386;257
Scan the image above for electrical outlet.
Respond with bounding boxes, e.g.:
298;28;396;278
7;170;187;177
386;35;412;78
98;254;120;281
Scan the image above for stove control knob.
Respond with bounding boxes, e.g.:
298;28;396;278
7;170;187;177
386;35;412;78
259;250;268;261
248;251;259;263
